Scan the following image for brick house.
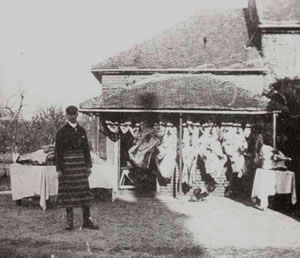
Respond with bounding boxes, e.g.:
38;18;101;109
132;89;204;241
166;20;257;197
246;0;300;80
80;0;299;198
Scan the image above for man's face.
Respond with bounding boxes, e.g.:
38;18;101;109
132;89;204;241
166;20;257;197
67;113;78;124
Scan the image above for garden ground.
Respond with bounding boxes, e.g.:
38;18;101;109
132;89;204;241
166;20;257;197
0;193;300;257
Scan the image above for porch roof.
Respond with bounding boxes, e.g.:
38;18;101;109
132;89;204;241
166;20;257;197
80;74;273;113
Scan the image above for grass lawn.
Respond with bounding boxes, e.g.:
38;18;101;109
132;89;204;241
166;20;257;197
1;193;300;257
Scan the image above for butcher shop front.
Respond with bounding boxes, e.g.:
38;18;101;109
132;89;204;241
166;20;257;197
80;74;281;199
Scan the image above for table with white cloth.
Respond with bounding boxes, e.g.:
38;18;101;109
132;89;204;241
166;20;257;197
10;163;117;210
251;168;297;209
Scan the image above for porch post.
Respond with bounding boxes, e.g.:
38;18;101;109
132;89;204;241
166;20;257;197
273;112;277;149
178;113;183;194
96;115;100;153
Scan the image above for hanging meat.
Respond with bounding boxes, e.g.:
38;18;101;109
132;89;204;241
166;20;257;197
156;122;178;179
182;121;199;185
223;123;248;178
128;121;161;169
198;123;226;178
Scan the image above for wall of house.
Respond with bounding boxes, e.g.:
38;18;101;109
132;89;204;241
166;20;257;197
106;138;118;166
101;75;149;97
156;166;228;196
218;74;266;94
261;31;300;81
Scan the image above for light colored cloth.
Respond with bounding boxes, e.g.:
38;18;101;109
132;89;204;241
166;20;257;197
40;165;59;210
90;151;106;164
88;163;118;202
67;121;77;128
10;163;117;210
275;171;297;205
88;164;117;190
10;164;54;210
251;168;297;209
251;168;276;209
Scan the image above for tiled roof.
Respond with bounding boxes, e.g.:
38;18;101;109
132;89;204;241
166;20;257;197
92;9;263;70
80;74;269;111
256;0;300;24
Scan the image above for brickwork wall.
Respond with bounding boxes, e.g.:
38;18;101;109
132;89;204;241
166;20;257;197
102;73;266;96
191;170;228;197
101;75;149;96
219;74;266;94
262;33;300;81
158;166;179;195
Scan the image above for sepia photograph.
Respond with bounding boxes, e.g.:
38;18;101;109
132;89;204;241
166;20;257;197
1;0;300;257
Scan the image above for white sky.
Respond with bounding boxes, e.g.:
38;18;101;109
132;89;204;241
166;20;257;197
0;0;247;119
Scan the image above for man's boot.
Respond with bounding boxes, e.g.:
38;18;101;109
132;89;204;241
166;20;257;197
65;208;73;230
82;206;99;230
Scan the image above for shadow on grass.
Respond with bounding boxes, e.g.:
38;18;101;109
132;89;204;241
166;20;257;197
0;193;207;257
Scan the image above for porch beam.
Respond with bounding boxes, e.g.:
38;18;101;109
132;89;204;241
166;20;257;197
80;108;280;115
91;68;267;76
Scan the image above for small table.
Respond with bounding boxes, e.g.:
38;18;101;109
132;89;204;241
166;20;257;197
251;168;297;209
10;163;117;210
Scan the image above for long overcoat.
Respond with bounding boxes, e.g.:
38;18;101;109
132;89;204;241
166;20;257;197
55;123;92;207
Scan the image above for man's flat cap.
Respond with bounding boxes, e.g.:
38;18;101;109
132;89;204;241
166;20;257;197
66;105;78;115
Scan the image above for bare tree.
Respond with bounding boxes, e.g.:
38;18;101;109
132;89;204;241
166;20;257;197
26;106;66;153
0;89;25;154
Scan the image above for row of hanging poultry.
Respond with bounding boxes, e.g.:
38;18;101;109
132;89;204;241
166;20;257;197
181;121;251;186
102;119;257;187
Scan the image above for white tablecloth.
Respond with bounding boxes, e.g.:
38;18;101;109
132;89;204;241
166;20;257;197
251;168;297;209
10;163;117;210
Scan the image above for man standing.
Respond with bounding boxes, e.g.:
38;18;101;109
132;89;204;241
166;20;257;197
55;105;99;230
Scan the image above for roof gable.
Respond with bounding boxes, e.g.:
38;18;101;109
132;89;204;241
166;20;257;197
93;8;262;70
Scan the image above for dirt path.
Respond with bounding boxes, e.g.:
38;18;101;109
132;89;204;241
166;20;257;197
0;194;300;257
157;196;300;248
